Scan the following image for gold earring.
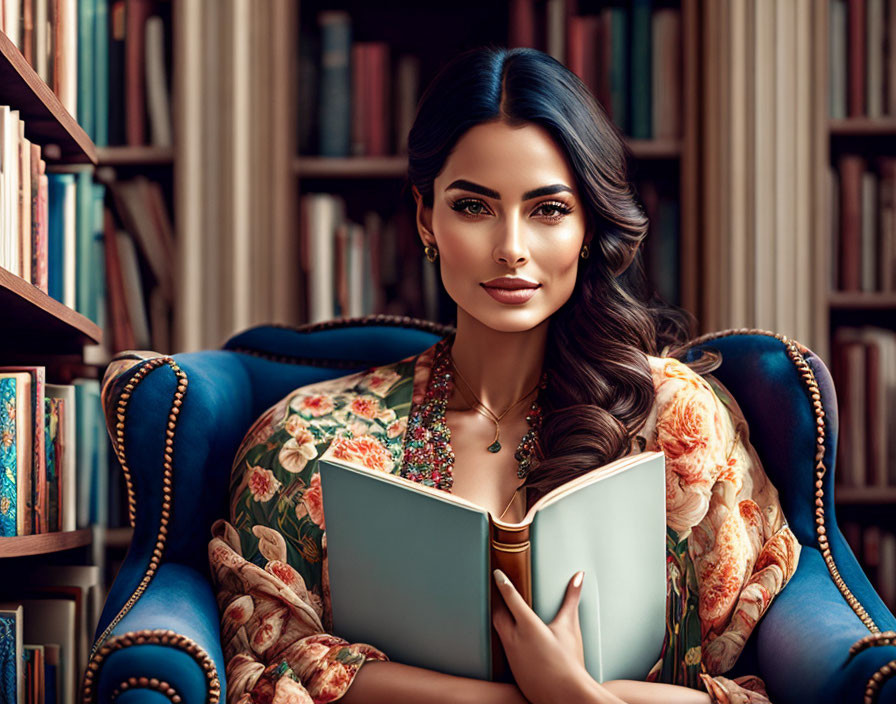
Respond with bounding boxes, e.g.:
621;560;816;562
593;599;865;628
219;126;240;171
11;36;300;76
424;244;439;263
580;244;590;259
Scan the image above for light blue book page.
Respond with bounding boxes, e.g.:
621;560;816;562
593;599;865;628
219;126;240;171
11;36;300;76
320;459;492;680
527;451;667;683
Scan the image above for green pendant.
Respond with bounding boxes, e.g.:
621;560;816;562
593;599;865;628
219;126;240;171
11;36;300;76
487;440;502;453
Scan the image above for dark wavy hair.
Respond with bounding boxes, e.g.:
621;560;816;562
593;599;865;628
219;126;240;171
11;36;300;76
404;46;714;502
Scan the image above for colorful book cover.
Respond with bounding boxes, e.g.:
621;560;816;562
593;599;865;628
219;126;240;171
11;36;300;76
0;378;18;537
0;367;46;534
0;606;24;704
45;398;61;533
0;374;33;536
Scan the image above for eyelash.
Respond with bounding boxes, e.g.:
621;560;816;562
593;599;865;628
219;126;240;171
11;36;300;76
449;198;574;222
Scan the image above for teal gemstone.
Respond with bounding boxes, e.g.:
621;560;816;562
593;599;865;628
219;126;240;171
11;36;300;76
487;440;501;453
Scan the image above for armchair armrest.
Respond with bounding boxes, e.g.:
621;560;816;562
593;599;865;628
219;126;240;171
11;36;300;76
757;545;896;704
82;563;225;704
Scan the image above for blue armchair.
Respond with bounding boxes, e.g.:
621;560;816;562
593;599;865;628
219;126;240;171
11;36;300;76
82;315;896;704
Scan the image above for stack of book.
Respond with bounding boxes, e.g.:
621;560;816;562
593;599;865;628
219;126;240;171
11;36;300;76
299;10;421;158
829;156;896;293
0;564;103;704
828;0;896;120
0;370;109;535
525;0;682;139
0;0;173;148
301;193;455;324
101;174;175;354
831;327;896;489
841;521;896;612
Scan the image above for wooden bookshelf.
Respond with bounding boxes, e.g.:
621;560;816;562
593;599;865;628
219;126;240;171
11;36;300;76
836;487;896;505
829;118;896;136
294;139;683;180
829;292;896;309
0;30;97;164
0;529;92;558
96;146;175;166
0;267;102;352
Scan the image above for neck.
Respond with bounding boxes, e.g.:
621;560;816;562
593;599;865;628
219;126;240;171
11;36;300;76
448;307;549;414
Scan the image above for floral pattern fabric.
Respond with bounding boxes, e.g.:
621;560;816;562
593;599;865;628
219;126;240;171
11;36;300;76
208;342;801;704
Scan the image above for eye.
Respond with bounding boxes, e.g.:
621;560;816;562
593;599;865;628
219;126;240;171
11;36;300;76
534;201;574;221
449;198;491;219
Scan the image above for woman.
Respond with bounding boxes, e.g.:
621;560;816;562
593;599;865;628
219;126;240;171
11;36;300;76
209;46;801;704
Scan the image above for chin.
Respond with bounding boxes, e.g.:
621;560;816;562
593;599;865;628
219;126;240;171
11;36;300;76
456;302;552;334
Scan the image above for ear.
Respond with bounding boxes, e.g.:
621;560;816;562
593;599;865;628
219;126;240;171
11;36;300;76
412;185;436;248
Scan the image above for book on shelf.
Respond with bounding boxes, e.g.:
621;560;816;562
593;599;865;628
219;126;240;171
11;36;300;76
829;0;896;119
831;326;896;488
0;371;112;536
512;0;681;139
0;606;24;704
300;12;420;158
0;0;173;148
319;450;667;683
0;598;76;704
300;192;438;323
831;156;896;292
841;519;896;613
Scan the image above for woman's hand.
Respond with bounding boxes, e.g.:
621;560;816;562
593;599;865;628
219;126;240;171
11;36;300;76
492;568;602;704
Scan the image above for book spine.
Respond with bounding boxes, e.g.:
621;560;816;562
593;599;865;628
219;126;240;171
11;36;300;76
318;11;351;157
0;378;19;537
489;521;533;682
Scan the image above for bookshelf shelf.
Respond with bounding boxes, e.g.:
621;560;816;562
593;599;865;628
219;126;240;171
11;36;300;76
835;487;896;505
829;118;896;136
0;529;92;558
829;292;896;309
0;30;97;165
96;146;175;166
294;140;683;180
0;266;102;352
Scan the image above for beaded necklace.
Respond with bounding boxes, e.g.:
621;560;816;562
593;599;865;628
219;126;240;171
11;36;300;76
399;336;548;493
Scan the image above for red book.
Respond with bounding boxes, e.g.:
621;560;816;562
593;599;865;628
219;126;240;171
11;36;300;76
103;206;136;352
351;43;369;156
125;0;153;145
838;154;865;290
508;0;535;48
368;43;389;156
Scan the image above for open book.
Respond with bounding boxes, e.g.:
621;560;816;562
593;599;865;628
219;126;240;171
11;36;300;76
319;450;667;683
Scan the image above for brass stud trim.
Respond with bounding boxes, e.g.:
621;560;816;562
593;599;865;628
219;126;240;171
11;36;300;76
82;629;218;704
88;358;189;665
679;328;878;630
112;676;182;704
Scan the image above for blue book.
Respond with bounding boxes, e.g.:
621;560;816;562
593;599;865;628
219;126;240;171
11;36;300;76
77;0;97;140
46;175;73;305
0;374;33;537
320;451;667;683
318;11;351;156
0;607;24;704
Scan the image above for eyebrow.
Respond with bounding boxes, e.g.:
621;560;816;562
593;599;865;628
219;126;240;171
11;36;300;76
445;179;573;201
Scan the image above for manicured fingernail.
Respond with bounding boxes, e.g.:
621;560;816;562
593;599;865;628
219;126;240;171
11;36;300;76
493;569;509;586
573;571;584;588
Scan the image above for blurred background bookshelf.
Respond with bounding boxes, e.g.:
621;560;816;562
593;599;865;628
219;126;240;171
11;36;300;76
826;0;896;616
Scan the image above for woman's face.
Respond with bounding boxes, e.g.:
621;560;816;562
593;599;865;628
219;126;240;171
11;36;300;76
413;120;590;333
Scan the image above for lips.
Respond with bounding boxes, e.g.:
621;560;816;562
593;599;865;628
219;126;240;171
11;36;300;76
480;282;540;304
480;277;541;290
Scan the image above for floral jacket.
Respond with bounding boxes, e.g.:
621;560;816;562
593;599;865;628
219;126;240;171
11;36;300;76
208;341;801;704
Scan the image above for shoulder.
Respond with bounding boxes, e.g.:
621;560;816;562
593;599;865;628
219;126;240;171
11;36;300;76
232;355;417;472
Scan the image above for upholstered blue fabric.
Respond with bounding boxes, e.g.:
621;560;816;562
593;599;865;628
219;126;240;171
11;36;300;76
89;319;896;704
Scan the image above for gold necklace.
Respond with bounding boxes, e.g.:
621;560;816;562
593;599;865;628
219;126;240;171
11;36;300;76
448;355;542;453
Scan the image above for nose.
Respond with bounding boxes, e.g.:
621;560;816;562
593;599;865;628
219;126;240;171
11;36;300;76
493;213;529;266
